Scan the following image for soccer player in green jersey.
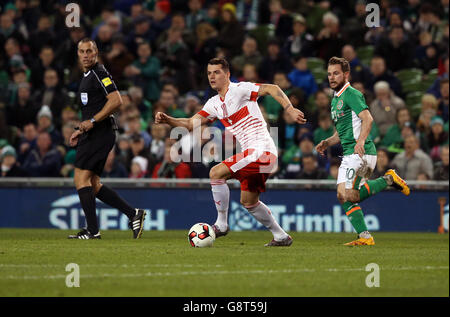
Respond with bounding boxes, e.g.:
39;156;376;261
316;57;410;246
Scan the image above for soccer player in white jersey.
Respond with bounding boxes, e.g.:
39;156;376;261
156;58;306;246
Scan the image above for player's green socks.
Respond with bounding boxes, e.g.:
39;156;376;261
358;177;388;202
342;201;368;234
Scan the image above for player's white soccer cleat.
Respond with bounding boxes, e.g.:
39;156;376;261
212;224;230;238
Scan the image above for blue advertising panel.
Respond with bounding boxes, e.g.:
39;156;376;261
0;187;448;232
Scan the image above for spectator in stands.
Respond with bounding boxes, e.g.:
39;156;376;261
95;24;113;53
152;144;192;178
424;116;449;161
341;44;372;84
32;68;69;130
328;157;341;180
231;36;263;77
283;14;314;58
315;12;344;62
417;94;438;135
414;31;440;73
236;0;260;31
427;54;449;98
308;90;330;129
130;155;148;178
217;3;245;58
185;0;208;31
382;107;414;153
262;71;292;121
124;112;152;148
30;46;61;91
156;27;193;94
101;148;128;178
297;153;328;180
183;94;202;118
288;55;318;99
125;41;161;103
0;145;28;177
392;135;434;180
156;89;185;118
149;123;167;163
151;0;172;38
367;56;403;97
370;81;406;136
6;82;39;130
372;147;393;179
36;105;63;146
437;78;449;121
375;26;414;72
17;122;37;164
313;112;334;145
259;38;292;83
126;15;157;57
60;106;79;127
282;133;317;179
22;131;61;177
104;35;134;83
433;144;449;180
193;22;218;82
342;0;368;47
352;81;375;108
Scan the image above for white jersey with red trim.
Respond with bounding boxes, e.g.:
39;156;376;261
198;82;277;157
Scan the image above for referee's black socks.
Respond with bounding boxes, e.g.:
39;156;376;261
77;186;99;235
96;185;136;219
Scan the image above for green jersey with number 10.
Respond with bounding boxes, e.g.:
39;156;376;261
330;83;377;156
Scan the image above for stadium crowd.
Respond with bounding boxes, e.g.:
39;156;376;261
0;0;448;182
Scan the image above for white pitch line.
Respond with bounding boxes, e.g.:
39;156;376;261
0;266;448;281
0;264;224;268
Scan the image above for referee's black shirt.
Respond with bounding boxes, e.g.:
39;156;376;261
78;62;118;131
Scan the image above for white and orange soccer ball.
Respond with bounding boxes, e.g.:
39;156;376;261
188;223;216;247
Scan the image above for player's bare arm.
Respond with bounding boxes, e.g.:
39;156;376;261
354;109;373;157
79;91;123;133
316;131;340;156
155;112;209;131
258;84;306;124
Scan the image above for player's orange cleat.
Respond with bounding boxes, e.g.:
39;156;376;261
385;169;410;196
344;236;375;246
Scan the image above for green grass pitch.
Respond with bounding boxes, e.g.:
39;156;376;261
0;229;448;297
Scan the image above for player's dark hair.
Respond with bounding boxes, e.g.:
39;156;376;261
328;56;350;73
208;58;230;73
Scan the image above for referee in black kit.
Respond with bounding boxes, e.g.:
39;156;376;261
68;38;146;239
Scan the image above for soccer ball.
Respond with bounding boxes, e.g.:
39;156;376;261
188;223;216;247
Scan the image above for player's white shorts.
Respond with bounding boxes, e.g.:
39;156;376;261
337;154;377;190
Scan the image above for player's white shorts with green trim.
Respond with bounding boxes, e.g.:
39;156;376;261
337;154;377;189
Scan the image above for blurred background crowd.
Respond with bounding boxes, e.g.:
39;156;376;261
0;0;448;182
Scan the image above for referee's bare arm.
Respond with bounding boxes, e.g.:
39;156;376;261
79;91;122;132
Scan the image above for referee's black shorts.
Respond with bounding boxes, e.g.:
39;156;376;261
74;122;116;176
